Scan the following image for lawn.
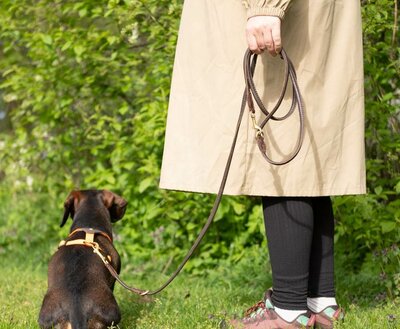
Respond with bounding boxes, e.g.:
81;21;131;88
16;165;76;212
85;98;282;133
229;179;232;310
0;247;399;329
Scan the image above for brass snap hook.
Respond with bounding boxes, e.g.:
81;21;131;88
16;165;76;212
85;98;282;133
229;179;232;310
250;112;264;138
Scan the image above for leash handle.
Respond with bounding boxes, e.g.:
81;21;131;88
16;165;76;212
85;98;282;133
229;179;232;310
100;48;304;296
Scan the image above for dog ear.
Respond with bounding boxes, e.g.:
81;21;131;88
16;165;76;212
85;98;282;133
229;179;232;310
102;190;128;222
60;191;78;227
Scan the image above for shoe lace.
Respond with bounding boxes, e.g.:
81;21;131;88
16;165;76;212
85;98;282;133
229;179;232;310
244;300;266;318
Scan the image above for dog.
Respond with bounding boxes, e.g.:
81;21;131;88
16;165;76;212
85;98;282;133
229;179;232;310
38;189;127;329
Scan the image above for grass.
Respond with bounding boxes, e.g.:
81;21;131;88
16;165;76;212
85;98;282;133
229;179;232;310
0;247;399;329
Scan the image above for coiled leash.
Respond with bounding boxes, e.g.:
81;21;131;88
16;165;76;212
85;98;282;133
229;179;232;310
245;49;305;165
97;48;305;296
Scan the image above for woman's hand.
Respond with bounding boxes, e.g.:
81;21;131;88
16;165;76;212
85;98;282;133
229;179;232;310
246;16;282;56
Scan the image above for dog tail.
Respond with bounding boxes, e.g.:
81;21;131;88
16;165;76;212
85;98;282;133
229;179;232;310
69;301;87;329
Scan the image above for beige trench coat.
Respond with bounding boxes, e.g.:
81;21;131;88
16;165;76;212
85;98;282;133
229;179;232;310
160;0;366;196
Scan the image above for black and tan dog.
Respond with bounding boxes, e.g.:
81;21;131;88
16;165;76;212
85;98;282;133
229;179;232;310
39;189;127;329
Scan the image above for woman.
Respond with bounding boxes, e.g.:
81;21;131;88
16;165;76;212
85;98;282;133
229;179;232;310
160;0;365;328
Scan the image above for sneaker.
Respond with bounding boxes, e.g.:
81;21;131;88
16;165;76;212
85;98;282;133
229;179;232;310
231;289;316;329
313;306;344;329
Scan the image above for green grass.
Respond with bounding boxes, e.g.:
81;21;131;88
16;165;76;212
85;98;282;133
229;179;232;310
0;250;399;329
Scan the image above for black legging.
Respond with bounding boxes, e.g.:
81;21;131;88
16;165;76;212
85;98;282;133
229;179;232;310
262;196;335;310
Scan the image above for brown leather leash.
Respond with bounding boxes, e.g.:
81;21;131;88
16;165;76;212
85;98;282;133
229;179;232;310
245;49;305;165
61;48;304;296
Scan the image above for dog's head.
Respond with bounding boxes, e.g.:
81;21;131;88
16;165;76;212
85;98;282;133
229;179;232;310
60;190;128;227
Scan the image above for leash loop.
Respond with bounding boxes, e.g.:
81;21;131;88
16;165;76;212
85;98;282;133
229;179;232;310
244;48;305;165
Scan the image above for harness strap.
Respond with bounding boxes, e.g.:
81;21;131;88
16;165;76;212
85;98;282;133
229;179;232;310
59;238;96;248
59;228;113;263
68;227;113;243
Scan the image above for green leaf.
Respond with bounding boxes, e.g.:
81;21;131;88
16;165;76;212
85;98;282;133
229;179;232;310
61;41;72;51
381;221;397;233
78;8;88;17
374;186;383;195
232;201;245;215
138;177;154;193
395;181;400;194
41;34;53;45
73;45;85;57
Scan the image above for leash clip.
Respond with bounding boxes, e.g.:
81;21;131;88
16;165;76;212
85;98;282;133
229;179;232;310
85;241;109;265
250;112;264;138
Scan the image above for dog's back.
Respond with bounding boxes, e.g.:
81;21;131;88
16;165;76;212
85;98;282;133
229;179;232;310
39;250;121;329
39;190;127;329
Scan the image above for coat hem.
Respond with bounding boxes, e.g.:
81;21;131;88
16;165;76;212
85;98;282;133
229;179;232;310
158;182;367;197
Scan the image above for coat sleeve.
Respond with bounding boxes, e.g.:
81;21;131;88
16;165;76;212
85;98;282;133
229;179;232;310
242;0;292;20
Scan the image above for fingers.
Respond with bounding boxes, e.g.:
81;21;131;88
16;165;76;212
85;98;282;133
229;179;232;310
246;16;282;56
246;32;261;54
264;30;275;56
271;23;282;54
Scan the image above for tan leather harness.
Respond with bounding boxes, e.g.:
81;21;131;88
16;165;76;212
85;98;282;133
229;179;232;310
59;228;113;265
58;227;148;295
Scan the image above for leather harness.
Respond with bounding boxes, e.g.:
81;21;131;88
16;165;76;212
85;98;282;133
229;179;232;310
58;48;303;296
58;227;148;295
59;228;113;263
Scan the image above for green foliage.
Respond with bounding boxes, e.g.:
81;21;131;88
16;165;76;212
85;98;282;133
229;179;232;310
372;244;400;300
333;0;400;297
0;0;263;272
0;0;399;300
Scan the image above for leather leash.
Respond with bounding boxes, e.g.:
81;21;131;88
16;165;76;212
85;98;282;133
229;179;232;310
245;49;304;165
85;48;304;296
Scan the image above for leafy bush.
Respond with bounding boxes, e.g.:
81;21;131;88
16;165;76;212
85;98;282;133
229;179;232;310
0;0;263;270
333;0;400;297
